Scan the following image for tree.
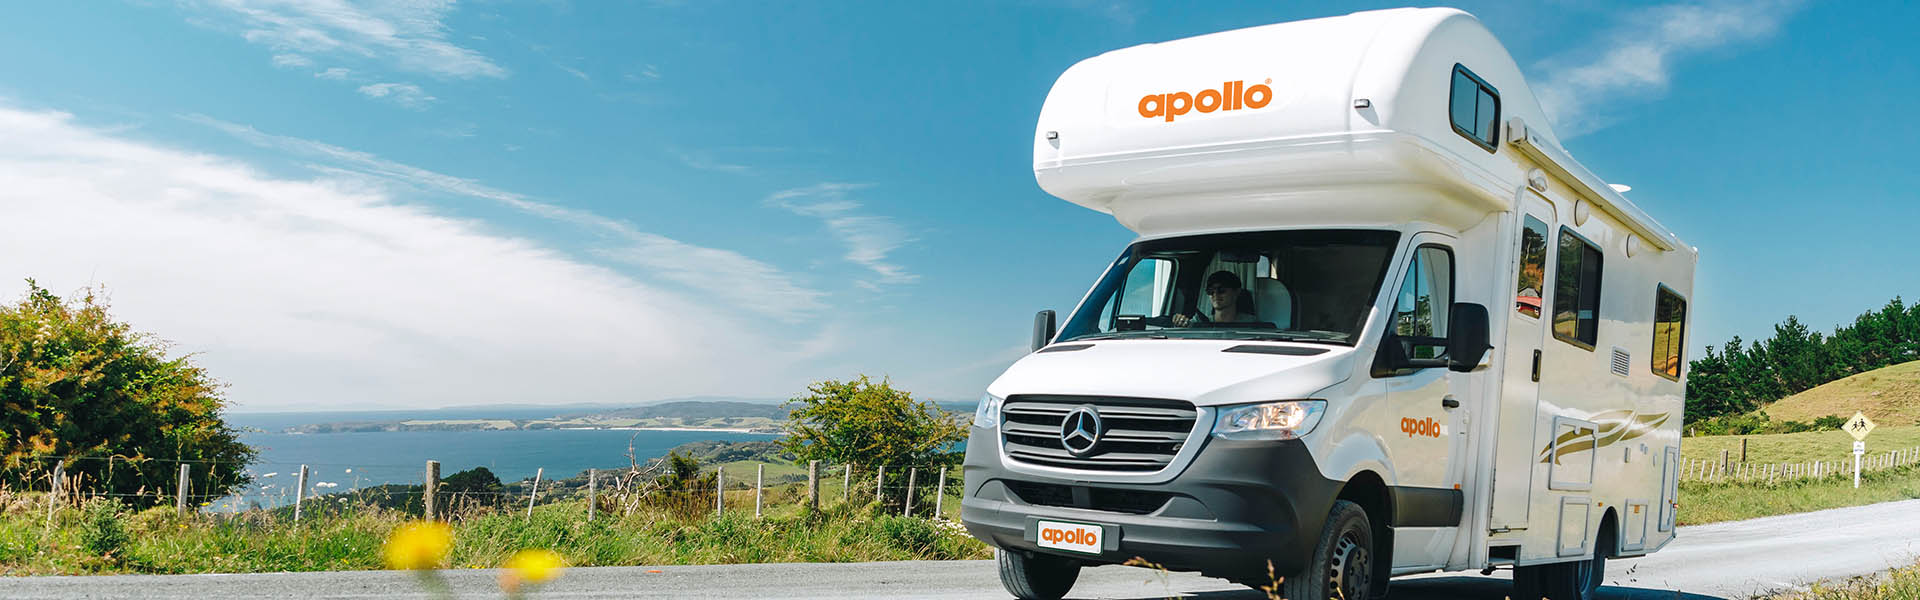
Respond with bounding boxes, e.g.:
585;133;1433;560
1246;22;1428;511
781;375;966;469
441;466;505;507
0;281;254;506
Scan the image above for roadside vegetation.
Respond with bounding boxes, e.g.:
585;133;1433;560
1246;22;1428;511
1677;463;1920;525
1764;560;1920;600
0;483;985;576
1677;425;1920;525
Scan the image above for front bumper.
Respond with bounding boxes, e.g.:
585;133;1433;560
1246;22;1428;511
959;426;1341;580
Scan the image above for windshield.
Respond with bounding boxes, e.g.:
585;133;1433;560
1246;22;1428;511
1057;229;1400;345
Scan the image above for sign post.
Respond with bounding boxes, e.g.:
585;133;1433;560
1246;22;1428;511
1845;411;1876;489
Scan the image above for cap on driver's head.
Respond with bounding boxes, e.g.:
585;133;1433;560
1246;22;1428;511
1206;270;1241;290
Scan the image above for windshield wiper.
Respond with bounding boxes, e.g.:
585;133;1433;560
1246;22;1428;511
1065;331;1170;342
1213;331;1350;345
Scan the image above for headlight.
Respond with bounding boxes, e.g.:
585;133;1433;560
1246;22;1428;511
973;393;1005;428
1212;400;1326;441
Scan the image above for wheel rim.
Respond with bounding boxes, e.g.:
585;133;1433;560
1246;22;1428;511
1328;530;1372;599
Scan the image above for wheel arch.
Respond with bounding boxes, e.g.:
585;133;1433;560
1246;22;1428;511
1338;470;1395;590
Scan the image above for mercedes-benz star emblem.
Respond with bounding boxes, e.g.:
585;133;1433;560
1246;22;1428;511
1060;406;1102;456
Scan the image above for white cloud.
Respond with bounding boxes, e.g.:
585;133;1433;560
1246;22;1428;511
315;67;352;80
180;114;828;320
357;82;435;109
557;65;590;81
674;149;750;174
191;0;507;79
0;104;821;410
1533;0;1804;137
270;53;312;68
767;183;918;287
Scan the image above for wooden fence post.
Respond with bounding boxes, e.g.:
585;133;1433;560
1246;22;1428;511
904;468;918;517
806;460;820;512
714;467;724;516
424;460;440;521
176;463;190;516
754;464;764;519
47;460;65;526
1721;449;1729;472
294;464;309;524
526;467;543;521
588;469;598;522
842;465;852;504
934;467;948;519
875;465;886;505
1740;438;1748;462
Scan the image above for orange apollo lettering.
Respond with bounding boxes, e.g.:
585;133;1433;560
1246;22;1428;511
1138;80;1274;122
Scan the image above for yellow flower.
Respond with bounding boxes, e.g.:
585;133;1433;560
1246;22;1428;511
383;521;453;570
499;549;565;592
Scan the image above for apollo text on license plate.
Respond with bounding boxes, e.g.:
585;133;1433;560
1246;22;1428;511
1036;520;1103;554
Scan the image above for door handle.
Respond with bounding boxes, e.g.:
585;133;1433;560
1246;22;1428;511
1442;396;1460;409
1531;349;1542;382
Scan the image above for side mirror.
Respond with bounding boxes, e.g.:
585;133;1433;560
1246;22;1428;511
1031;310;1057;352
1447;303;1491;372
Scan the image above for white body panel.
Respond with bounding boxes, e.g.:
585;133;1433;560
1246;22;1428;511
997;7;1698;574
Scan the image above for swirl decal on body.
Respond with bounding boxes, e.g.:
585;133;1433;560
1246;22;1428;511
1536;410;1671;465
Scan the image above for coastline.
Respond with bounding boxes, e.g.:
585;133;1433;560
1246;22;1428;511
602;426;775;434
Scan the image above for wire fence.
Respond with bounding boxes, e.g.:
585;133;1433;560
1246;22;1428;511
1679;445;1920;484
5;454;964;525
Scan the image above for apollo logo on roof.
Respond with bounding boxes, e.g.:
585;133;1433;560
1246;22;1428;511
1137;79;1274;122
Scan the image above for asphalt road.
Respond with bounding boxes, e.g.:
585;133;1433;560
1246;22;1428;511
7;499;1918;600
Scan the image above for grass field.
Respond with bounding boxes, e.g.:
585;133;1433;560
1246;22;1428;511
1685;425;1920;465
1677;463;1920;525
1676;424;1920;525
1764;360;1920;426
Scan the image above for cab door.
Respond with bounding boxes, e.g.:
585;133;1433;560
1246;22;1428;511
1489;193;1556;529
1377;233;1470;569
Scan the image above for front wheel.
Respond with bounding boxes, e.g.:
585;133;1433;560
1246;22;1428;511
1279;500;1378;600
995;547;1081;600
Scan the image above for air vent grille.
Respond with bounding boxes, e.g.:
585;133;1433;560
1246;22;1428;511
1611;347;1631;377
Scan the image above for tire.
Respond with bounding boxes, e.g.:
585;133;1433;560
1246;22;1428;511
1510;553;1605;600
1279;500;1379;600
996;547;1081;600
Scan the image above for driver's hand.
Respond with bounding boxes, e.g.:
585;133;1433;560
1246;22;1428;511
1172;313;1192;327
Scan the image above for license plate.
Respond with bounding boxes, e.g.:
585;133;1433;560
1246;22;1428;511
1036;520;1104;555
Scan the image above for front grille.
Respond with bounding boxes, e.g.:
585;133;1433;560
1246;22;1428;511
1004;481;1174;515
1000;395;1197;472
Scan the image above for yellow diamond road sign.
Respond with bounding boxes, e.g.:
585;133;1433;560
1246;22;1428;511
1845;411;1876;441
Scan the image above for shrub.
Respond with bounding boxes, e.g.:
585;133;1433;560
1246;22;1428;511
79;498;129;559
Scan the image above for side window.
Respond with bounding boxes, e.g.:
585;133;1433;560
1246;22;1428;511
1449;65;1500;152
1390;246;1454;359
1108;257;1175;325
1652;287;1687;380
1515;215;1549;318
1552;229;1603;348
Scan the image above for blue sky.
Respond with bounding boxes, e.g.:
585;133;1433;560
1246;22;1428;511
0;1;1913;411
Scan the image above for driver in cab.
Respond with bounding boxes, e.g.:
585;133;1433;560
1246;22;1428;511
1171;270;1258;326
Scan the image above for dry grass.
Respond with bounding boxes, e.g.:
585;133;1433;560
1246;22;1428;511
1764;560;1920;599
1765;360;1920;426
1684;426;1920;465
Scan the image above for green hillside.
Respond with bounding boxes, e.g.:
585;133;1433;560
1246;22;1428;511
1763;360;1920;426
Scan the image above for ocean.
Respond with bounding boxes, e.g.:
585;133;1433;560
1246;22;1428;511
220;411;778;509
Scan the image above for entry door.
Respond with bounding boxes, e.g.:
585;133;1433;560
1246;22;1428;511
1489;194;1555;529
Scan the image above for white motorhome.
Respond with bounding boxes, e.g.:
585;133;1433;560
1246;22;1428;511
960;8;1696;600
